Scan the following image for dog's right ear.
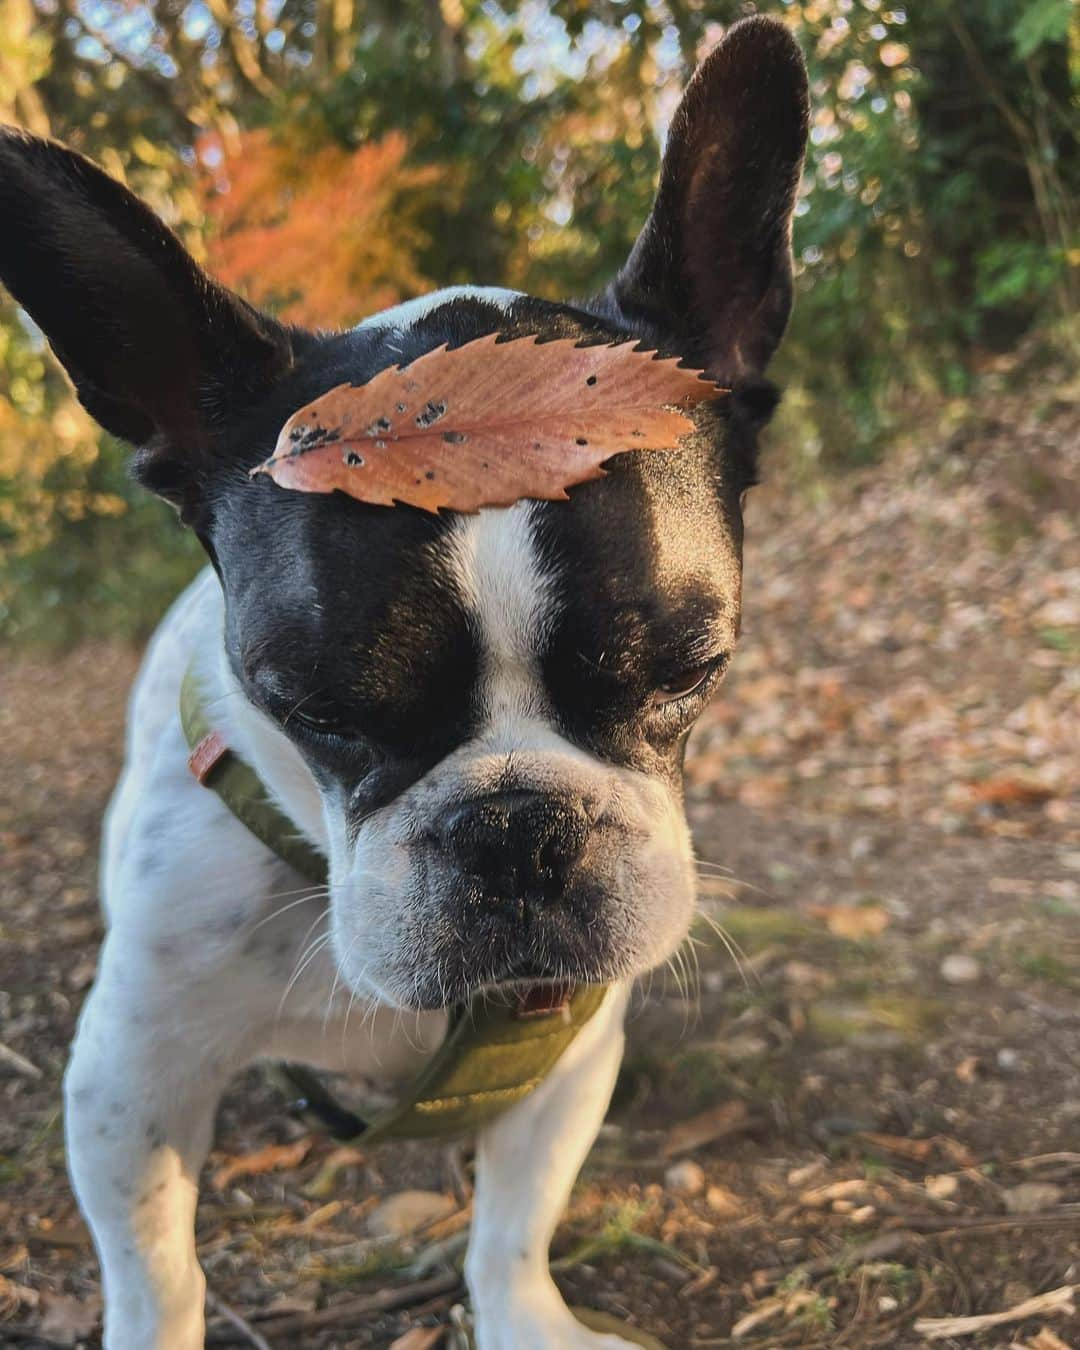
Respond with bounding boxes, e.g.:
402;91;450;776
606;16;809;383
0;128;303;517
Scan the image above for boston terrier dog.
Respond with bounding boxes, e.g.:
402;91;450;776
0;16;807;1349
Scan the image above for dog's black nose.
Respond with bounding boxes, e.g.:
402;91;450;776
437;790;589;901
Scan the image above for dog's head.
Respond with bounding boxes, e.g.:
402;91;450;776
1;18;807;1009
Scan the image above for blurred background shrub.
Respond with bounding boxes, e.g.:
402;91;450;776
0;0;1075;643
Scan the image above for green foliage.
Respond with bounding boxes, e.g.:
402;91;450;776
0;0;1076;643
1013;0;1072;59
0;436;204;646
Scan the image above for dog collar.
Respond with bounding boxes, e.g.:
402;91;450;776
179;660;608;1145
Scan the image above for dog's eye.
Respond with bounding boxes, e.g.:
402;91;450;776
286;697;357;741
653;655;728;706
292;708;340;733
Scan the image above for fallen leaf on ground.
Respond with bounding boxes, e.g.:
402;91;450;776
969;778;1055;806
302;1144;366;1199
661;1100;750;1158
705;1184;744;1218
915;1284;1076;1339
367;1190;458;1238
955;1055;981;1083
1002;1182;1063;1214
731;1298;785;1338
858;1131;935;1162
212;1138;312;1190
254;334;721;513
807;902;891;939
37;1291;102;1345
1016;1329;1073;1350
798;1177;872;1209
389;1328;445;1349
0;1272;38;1315
0;1243;29;1272
290;1199;346;1233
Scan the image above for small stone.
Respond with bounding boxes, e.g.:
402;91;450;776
1002;1182;1062;1214
997;1047;1019;1071
925;1174;958;1200
65;956;97;992
664;1160;705;1197
878;1295;899;1313
720;1033;769;1062
705;1184;743;1217
940;953;980;984
367;1190;456;1238
787;1159;826;1187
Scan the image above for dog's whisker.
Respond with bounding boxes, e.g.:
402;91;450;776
694;868;775;901
275;911;332;1021
694;908;756;991
249;888;330;934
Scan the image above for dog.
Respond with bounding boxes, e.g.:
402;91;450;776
0;16;807;1348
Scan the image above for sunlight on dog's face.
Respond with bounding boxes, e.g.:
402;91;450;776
219;294;746;1010
327;693;700;1011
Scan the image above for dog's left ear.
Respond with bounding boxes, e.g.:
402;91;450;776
608;16;809;382
0;127;304;517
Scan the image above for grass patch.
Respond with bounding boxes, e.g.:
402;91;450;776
553;1202;701;1274
1015;947;1080;990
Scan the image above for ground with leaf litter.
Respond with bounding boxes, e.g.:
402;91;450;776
1;383;1078;1349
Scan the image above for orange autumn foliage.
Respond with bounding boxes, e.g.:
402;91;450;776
201;128;444;328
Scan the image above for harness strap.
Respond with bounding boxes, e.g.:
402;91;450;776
180;666;329;885
178;661;608;1145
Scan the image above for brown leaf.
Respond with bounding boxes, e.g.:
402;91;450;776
858;1131;936;1163
389;1328;445;1349
366;1190;458;1238
954;1055;982;1083
212;1138;312;1191
969;778;1055;806
807;902;891;940
661;1100;749;1158
37;1291;102;1345
1023;1330;1073;1350
253;334;722;513
302;1145;366;1199
0;1273;38;1315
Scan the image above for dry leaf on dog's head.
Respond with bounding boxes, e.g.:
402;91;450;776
253;334;722;513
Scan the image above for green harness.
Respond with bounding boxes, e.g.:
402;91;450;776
179;664;607;1145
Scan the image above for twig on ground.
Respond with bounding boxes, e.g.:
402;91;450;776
206;1289;273;1350
0;1330;81;1348
0;1041;42;1079
883;1206;1080;1235
754;1229;920;1290
247;1271;462;1336
914;1283;1077;1340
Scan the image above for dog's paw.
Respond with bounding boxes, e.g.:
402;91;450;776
473;1299;644;1350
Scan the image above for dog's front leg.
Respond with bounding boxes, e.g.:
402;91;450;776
466;982;637;1350
64;940;242;1350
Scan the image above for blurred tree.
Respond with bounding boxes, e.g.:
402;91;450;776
202;128;445;325
0;0;1076;641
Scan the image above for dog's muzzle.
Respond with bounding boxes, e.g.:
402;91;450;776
432;789;590;910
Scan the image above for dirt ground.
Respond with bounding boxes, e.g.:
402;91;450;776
1;383;1078;1348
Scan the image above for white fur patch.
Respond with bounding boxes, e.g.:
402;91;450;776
447;503;555;732
357;285;521;336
